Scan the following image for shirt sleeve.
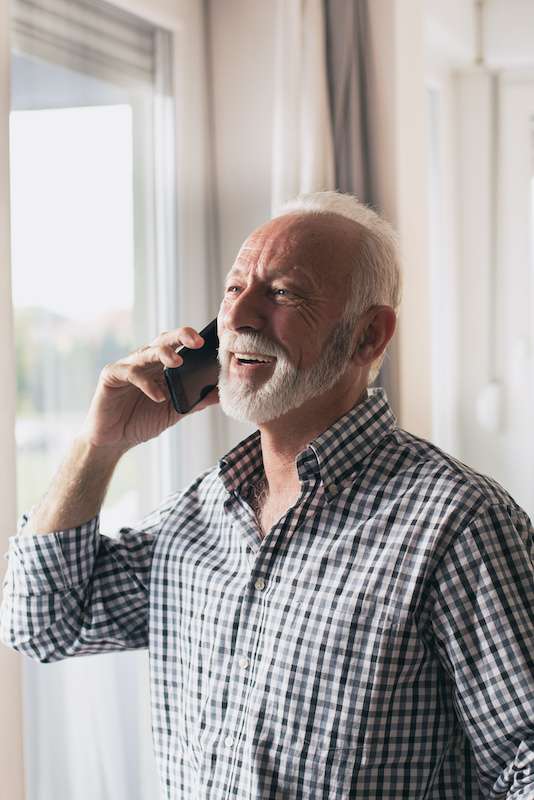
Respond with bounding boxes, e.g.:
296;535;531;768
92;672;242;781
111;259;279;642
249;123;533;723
0;496;176;663
429;501;534;799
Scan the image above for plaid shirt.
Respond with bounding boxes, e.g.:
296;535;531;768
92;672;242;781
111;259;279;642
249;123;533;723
2;388;533;799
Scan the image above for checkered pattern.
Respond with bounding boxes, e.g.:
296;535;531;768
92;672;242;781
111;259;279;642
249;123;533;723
2;388;533;799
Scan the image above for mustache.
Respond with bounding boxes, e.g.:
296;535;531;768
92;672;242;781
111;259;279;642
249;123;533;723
218;331;286;359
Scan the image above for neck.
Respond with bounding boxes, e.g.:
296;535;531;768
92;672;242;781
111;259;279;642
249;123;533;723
258;379;368;497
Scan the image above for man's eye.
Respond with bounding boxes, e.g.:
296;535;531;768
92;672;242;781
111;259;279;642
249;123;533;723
225;286;240;293
272;288;289;297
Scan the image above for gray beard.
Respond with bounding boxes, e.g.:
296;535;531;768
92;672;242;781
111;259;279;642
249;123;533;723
217;316;356;425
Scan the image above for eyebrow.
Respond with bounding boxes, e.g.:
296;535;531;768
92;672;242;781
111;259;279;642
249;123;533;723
226;265;317;290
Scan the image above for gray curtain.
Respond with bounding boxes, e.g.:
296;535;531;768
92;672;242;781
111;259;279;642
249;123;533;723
323;0;397;404
324;0;372;199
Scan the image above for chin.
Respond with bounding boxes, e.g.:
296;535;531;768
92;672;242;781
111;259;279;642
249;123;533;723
218;388;283;425
219;399;274;426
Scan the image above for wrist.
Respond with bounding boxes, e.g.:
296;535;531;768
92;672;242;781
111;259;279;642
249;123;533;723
74;432;130;464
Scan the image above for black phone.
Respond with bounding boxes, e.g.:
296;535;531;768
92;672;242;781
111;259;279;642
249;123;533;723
163;319;220;414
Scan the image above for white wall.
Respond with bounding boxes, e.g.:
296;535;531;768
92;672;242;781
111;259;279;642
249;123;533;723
368;0;432;436
485;0;534;67
425;0;475;68
424;0;534;516
425;0;534;70
424;0;475;455
207;0;275;269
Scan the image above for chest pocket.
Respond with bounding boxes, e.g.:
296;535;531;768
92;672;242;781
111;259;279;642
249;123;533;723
246;591;410;761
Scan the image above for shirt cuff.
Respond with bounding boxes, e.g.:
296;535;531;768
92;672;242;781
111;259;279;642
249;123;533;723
4;512;100;594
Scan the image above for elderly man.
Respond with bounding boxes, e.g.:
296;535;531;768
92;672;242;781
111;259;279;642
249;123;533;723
1;191;533;799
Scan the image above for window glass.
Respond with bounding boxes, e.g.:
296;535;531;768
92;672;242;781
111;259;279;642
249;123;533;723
11;102;139;523
9;3;176;797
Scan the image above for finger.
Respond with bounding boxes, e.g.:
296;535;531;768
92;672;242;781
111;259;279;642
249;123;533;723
192;385;220;413
155;344;184;369
127;366;167;403
127;345;181;370
153;327;205;351
101;362;167;403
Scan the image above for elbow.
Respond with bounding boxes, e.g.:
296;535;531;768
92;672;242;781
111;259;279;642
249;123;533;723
0;627;72;663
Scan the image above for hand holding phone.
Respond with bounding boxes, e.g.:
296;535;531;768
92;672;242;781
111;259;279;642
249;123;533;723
164;319;220;414
81;324;218;451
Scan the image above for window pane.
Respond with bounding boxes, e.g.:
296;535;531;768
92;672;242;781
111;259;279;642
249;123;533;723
11;103;140;524
9;4;175;798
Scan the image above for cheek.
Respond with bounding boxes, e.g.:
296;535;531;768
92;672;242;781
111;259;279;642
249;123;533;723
276;328;323;369
295;300;331;331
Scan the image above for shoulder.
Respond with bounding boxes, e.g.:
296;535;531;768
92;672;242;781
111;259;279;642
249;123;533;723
383;427;525;516
157;464;225;524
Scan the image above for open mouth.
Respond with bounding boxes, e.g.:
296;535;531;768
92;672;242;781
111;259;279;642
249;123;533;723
232;352;276;369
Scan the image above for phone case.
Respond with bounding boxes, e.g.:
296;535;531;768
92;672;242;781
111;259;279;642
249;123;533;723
163;319;219;414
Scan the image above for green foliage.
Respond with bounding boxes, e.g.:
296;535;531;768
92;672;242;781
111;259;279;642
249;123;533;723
14;306;133;415
14;305;137;516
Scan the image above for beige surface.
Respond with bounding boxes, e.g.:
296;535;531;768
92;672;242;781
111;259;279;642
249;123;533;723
0;0;25;796
368;0;432;438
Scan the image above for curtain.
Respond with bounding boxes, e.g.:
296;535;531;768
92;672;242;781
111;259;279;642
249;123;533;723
323;0;397;398
324;0;372;199
271;0;335;213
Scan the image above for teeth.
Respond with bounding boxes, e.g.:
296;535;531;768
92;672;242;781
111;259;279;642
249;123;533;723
234;353;273;363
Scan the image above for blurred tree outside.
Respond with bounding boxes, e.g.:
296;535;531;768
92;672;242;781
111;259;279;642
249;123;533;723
15;306;136;516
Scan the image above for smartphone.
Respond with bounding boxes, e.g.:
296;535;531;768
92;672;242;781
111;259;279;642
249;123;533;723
163;319;220;414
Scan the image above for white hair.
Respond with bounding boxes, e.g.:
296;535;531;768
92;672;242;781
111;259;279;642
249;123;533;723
274;190;402;384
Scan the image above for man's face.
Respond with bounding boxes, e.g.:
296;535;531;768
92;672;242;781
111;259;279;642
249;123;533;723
216;213;362;425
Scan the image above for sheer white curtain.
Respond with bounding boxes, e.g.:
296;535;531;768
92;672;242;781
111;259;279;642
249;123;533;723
271;0;335;213
3;1;218;799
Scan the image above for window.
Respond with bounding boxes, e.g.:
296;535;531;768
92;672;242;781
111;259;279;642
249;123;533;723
9;1;177;797
11;103;139;524
11;0;179;529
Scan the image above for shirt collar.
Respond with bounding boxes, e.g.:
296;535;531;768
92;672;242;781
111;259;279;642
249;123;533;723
217;387;397;497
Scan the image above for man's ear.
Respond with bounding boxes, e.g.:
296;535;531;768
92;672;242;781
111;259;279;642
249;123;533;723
352;306;397;365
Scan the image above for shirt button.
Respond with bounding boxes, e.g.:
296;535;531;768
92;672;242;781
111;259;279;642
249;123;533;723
224;735;234;748
325;482;336;494
239;657;249;669
254;577;266;591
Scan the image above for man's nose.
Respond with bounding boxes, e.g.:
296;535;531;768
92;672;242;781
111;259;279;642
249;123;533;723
221;287;266;332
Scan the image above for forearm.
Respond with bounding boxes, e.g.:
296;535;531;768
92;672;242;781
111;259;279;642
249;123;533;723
22;436;128;536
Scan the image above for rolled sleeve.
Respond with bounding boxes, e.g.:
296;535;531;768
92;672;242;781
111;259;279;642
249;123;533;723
5;513;100;594
429;502;534;798
1;502;168;663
